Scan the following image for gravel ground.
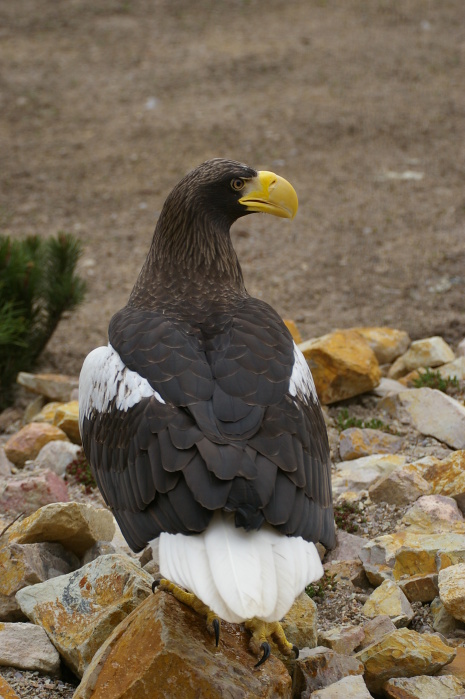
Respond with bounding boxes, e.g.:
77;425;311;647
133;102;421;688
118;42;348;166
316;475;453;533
0;667;78;699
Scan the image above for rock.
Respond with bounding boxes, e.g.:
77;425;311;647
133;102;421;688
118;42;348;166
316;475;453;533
398;573;439;603
358;615;396;650
401;495;464;531
81;541;117;565
23;394;46;422
383;674;465;698
352;327;410;364
421;451;465;513
0;621;60;674
431;597;465;635
299;330;381;404
281;591;318;650
30;401;61;424
362;579;414;627
309;674;374;698
16;372;79;402
437;356;465;381
34;439;82;476
292;646;364;698
324;559;369;590
325;530;367;564
0;541;78;621
0;447;13;477
438;646;465;684
394;389;465;450
388;336;455;379
4;422;69;467
283;318;302;344
355;628;456;694
371;377;407;397
16;553;153;678
438;563;465;623
52;401;81;443
74;591;292;699
318;624;365;655
359;529;465;586
0;676;20;699
368;467;432;506
339;427;403;460
332;454;407;497
0;469;69;515
9;501;115;557
457;339;465;358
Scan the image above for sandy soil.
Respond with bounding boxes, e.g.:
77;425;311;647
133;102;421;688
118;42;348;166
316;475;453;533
1;0;464;379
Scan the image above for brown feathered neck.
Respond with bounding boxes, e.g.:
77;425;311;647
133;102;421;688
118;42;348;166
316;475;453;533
128;161;254;314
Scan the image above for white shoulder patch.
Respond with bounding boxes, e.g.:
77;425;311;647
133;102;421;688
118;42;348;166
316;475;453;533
79;343;164;430
288;342;318;405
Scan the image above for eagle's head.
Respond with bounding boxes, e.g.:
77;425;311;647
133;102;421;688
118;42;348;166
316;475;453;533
163;158;298;229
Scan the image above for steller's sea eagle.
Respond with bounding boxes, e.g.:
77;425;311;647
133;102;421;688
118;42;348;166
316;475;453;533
79;159;335;666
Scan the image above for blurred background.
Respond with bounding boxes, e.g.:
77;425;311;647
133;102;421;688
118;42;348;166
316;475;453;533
1;0;464;377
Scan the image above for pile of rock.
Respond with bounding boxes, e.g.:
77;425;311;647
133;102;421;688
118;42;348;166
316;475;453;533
0;327;464;698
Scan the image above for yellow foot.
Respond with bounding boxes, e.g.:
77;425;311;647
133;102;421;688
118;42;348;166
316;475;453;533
244;618;299;668
152;578;220;646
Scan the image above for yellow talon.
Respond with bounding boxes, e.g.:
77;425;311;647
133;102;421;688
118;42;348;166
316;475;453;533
244;618;298;667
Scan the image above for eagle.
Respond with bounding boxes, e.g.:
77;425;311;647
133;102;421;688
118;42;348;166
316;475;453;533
79;159;335;666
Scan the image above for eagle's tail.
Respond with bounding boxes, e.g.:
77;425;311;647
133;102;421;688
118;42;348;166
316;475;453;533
152;511;323;623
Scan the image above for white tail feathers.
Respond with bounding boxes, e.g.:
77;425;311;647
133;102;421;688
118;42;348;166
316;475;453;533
154;512;323;623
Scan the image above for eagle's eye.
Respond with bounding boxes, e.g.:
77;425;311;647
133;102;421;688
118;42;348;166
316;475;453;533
230;178;245;191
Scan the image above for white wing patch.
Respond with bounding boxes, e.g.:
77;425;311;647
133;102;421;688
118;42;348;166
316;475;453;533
154;512;323;623
79;343;164;430
289;342;318;404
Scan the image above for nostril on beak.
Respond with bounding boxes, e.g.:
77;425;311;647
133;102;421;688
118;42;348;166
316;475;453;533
269;178;277;190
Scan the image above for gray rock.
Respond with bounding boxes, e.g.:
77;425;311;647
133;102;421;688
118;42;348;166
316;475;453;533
293;646;364;698
81;541;117;565
0;447;13;477
15;554;153;677
310;675;374;698
391;388;465;450
34;439;81;476
0;621;60;674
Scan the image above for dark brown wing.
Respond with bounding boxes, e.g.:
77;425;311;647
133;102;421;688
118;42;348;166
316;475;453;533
80;298;335;551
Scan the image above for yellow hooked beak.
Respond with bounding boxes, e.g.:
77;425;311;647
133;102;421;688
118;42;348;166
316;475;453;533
239;171;298;219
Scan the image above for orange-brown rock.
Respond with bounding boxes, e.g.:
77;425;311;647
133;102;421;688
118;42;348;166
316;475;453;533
9;502;115;557
383;674;464;698
438;645;465;683
74;591;292;699
352;327;410;365
339;427;403;460
4;422;69;467
52;401;81;443
0;676;20;699
298;330;381;404
356;628;456;694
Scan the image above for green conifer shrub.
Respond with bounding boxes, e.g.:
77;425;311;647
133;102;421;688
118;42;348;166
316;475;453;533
0;233;86;409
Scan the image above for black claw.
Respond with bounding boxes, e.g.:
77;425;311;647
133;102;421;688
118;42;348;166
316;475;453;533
292;644;299;659
254;642;271;668
213;618;220;647
152;580;160;593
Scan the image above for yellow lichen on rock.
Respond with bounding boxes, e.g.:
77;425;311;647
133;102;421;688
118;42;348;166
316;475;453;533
299;330;381;404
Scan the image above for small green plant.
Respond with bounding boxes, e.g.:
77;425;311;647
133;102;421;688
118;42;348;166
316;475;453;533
66;450;97;493
0;233;86;409
412;368;460;394
334;501;366;533
306;572;337;600
336;408;392;433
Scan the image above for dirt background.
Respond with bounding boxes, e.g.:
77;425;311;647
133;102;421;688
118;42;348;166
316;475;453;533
1;0;464;379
